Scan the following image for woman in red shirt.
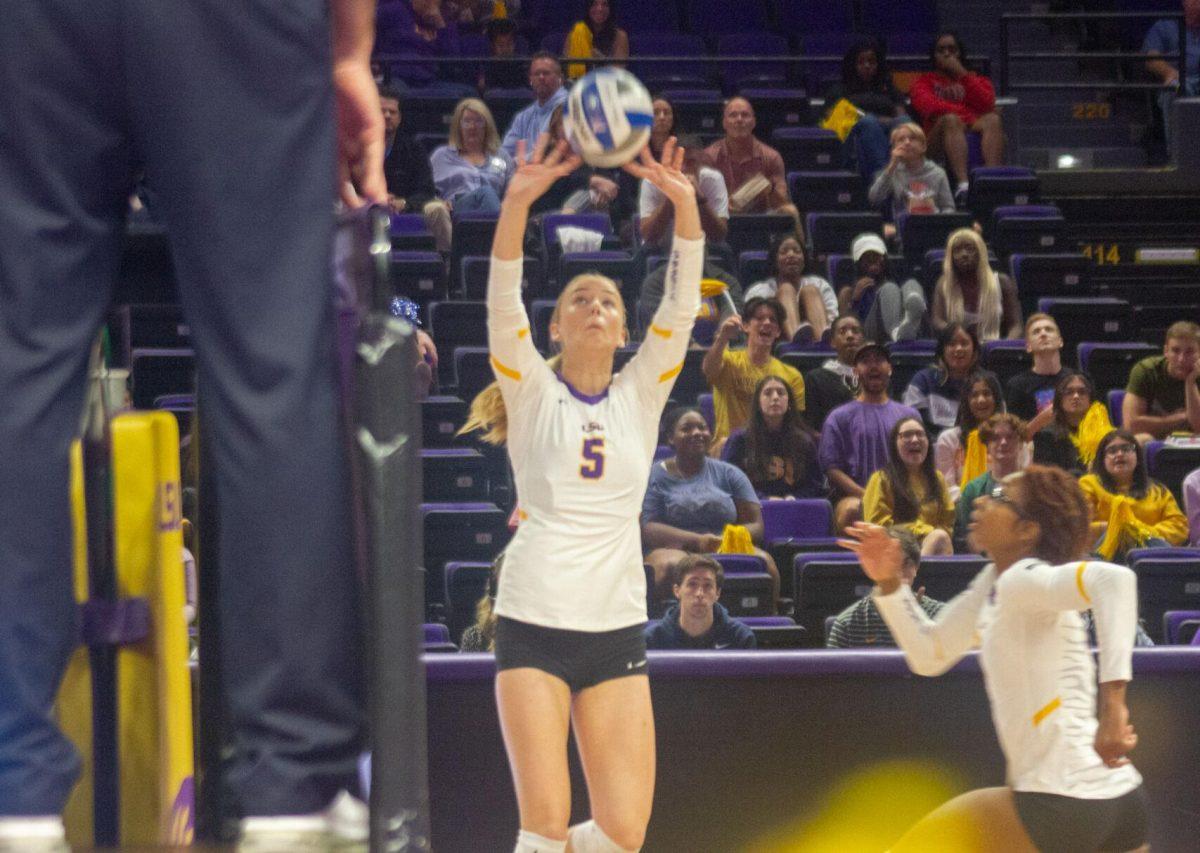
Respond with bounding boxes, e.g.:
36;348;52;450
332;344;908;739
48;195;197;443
909;31;1005;203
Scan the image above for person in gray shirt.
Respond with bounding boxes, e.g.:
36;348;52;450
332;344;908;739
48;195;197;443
867;122;955;224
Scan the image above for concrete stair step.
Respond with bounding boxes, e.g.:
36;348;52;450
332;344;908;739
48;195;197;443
1020;122;1143;146
1017;146;1148;170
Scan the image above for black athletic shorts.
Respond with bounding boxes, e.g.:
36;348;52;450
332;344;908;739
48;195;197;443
1014;785;1148;852
494;617;648;693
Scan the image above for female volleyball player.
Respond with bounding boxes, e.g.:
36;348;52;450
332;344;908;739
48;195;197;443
841;464;1148;853
462;134;702;853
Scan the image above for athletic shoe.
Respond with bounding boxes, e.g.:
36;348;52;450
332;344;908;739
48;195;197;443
324;790;368;851
0;816;68;853
238;791;368;853
954;184;969;209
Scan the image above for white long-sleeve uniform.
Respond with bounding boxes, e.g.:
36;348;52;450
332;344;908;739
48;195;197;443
487;237;702;631
875;558;1142;799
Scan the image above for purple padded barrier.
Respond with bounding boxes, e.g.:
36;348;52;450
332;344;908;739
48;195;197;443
1163;610;1200;644
1127;546;1200;564
741;616;796;627
712;553;767;575
1108;389;1125;427
761;498;833;544
390;213;430;235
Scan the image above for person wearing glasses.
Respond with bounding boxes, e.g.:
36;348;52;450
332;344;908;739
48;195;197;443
1080;429;1188;562
862;417;955;556
841;464;1148;852
1032;371;1113;478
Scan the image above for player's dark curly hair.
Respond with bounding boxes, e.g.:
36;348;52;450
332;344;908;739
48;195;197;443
1011;464;1092;564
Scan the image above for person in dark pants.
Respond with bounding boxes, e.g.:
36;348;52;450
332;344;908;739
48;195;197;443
0;0;384;847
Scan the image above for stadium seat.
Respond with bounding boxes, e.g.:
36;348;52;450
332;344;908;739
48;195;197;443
898;212;973;268
798;32;860;94
1037;297;1133;366
738;250;771;288
719;33;788;90
130;347;194;410
761;499;834;546
741;616;797;627
967;166;1040;226
726;213;797;258
720;573;775;617
629;34;711;90
1107;389;1125;428
1145;443;1200;504
449;213;499;290
421;448;488;503
559;251;637;305
776;2;853;39
859;0;938;35
1126;549;1200;643
421;503;510;604
824;253;856;289
390;251;448;307
917;555;988;602
389;212;436;252
1008;253;1091;317
1163;610;1200;644
460;255;545;299
658;88;725;134
778;344;836;377
428;301;487;386
106;303;189;368
422;622;457;653
698;393;715;430
668;349;711;406
421;395;469;448
806;212;885;256
529;299;556;353
886;339;936;398
396;93;459;135
452;346;493;402
686;0;770;41
771;127;842;172
740;89;812;136
788;171;866;213
993;214;1066;258
483;90;535;135
794;558;871;643
541;213;613;273
443;562;491;644
981;339;1032;387
1076;342;1158;398
618;1;680;33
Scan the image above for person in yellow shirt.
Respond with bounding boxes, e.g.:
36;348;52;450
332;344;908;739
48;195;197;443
1080;428;1189;561
702;296;806;454
863;416;955;554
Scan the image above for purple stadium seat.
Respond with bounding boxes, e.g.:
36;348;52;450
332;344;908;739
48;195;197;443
619;2;680;33
898;212;973;265
741;616;797;627
390;251;448;307
1037;297;1134;363
981;339;1032;386
654;444;672;461
1163;610;1200;644
762;498;834;546
686;0;770;40
422;504;510;605
720;427;742;461
993;212;1066;257
967;167;1039;225
917;555;988;602
1107;389;1125;428
559;251;636;305
451;346;493;401
713;553;768;575
771;127;842;172
629;34;711;90
1008;252;1090;316
421;395;468;448
130;347;194;410
777;344;835;379
443;561;491;642
860;0;938;35
460;254;545;299
726;213;797;258
449;213;499;289
421;448;488;502
542;212;613;255
739;89;812;135
738;250;770;287
776;1;853;36
805;212;885;257
1077;342;1158;397
698;393;715;431
424;623;452;645
788;171;867;213
718;33;788;90
429;301;487;384
658;89;725;134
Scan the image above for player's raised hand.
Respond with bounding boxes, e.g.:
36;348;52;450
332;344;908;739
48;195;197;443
503;134;582;209
839;522;904;589
623;137;693;205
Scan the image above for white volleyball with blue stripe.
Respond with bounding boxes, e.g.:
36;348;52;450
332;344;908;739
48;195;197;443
565;67;654;168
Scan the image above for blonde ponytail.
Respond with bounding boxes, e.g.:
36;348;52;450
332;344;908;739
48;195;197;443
459;353;563;445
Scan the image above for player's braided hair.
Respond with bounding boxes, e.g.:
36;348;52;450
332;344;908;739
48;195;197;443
1012;464;1091;565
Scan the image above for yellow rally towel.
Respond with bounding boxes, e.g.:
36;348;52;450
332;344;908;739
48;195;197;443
492;1;507;19
820;98;863;141
1069;402;1113;466
1097;496;1133;560
717;524;756;555
960;427;988;489
697;278;729;321
565;22;593;81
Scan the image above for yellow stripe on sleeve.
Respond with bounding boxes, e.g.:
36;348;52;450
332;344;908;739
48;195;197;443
490;355;522;381
1032;696;1061;727
517;327;530;339
649;324;673;339
1075;561;1091;604
658;361;683;383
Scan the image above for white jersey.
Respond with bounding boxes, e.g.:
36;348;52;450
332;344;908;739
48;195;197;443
875;558;1142;799
487;237;702;631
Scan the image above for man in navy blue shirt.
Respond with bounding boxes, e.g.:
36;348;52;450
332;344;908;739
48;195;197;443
645;555;756;650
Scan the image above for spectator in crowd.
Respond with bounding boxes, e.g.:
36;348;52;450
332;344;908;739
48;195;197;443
528;105;622;218
441;0;506;32
644;555;756;650
863;417;955;555
930;228;1022;341
935;370;1022;499
703;97;802;229
837;232;927;343
649;96;676;161
953;412;1028;550
618;95;676;226
744;232;838;343
904;322;981;434
823;36;908;183
867;123;955;225
477;18;528;90
724;375;826;499
459;552;503;652
910;31;1005;203
1122;320;1200;439
564;0;630;81
819;342;921;532
380;86;453;252
376;0;468;93
1143;0;1200;144
1033;371;1113;477
804;314;864;433
1081;429;1189;561
639;136;729;251
827;529;943;648
703;297;807;453
500;51;569;156
642;407;779;605
1005;312;1070;433
430;98;514;214
1184;465;1200;546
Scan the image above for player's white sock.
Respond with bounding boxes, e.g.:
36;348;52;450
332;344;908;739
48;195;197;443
567;819;639;852
514;828;567;853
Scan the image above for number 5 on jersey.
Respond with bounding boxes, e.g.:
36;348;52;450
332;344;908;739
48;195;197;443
580;437;605;479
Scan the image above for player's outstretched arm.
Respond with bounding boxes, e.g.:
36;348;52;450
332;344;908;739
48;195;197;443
492;135;581;262
623;138;701;241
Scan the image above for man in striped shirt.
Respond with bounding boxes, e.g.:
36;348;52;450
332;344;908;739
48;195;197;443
827;529;944;647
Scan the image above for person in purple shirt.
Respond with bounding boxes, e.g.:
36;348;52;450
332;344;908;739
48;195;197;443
818;342;920;533
1184;466;1200;547
375;0;469;93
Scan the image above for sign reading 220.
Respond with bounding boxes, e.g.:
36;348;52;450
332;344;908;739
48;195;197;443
580;437;605;479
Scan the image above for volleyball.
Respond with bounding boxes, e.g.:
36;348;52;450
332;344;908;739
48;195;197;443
564;67;654;168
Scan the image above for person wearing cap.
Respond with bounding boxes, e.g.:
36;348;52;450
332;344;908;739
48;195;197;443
838;232;927;343
818;340;921;532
